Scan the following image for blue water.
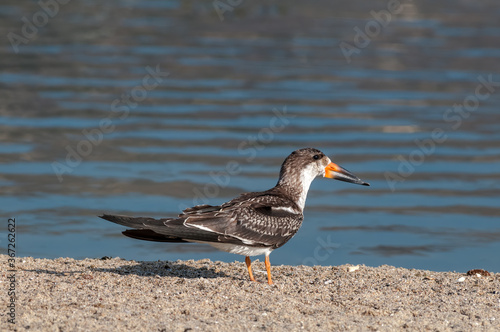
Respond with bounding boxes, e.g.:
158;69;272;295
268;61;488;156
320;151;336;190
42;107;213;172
1;0;499;273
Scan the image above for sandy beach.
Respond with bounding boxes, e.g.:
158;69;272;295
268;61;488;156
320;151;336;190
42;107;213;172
1;255;499;331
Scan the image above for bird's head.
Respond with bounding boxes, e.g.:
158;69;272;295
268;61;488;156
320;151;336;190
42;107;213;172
279;147;370;187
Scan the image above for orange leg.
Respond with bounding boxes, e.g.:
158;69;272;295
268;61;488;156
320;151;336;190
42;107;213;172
265;255;273;285
245;256;256;282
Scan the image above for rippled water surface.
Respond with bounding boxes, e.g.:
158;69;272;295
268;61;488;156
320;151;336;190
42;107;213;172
1;0;500;272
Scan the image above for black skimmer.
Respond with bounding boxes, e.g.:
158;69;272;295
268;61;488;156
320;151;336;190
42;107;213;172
99;148;369;284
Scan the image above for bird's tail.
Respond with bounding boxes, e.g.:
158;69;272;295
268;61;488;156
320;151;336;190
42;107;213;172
99;214;188;242
99;213;224;243
99;214;161;228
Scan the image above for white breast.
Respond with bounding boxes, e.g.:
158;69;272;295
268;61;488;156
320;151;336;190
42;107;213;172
190;241;274;257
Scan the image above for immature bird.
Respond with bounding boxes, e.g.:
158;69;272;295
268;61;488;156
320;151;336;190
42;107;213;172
99;148;369;284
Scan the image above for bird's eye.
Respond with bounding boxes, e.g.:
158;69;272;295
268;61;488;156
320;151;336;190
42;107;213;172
313;154;320;160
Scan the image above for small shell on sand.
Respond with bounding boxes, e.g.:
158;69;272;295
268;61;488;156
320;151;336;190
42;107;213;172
347;265;360;272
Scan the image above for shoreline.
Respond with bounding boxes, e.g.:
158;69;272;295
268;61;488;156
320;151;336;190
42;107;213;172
1;255;499;331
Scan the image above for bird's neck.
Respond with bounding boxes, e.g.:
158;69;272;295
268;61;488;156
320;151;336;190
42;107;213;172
275;166;316;212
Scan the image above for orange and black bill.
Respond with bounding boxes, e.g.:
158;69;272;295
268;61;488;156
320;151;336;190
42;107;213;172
324;162;370;186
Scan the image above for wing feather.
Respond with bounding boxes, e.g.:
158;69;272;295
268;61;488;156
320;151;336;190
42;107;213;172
101;188;303;249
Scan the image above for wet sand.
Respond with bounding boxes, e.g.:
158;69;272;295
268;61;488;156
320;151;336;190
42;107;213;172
1;255;499;331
